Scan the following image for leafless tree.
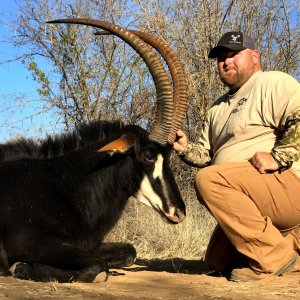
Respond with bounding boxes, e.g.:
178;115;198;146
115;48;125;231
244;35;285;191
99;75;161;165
133;0;299;141
2;0;299;136
4;0;157;133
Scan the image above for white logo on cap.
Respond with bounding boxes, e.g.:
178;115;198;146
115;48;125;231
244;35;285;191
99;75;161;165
231;34;240;42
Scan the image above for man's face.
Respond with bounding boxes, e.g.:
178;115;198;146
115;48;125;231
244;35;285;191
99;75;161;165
217;48;260;91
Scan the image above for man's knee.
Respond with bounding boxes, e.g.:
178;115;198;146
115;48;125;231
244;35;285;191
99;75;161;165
195;165;223;206
195;167;210;206
195;163;252;204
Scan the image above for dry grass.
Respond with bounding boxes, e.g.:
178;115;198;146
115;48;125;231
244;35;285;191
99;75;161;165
105;177;216;260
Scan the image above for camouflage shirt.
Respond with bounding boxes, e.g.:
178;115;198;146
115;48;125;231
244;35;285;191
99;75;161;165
272;110;300;167
181;71;300;176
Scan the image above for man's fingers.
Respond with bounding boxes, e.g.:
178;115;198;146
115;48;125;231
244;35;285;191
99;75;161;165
250;152;279;173
257;166;267;174
176;129;184;138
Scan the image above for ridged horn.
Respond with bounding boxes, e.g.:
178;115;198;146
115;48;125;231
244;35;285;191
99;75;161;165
95;30;188;144
46;18;173;145
127;31;188;144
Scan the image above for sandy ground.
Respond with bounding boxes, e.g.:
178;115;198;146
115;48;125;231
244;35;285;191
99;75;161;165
0;259;299;300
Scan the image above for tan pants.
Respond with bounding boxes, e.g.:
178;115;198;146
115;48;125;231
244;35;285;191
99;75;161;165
195;162;300;273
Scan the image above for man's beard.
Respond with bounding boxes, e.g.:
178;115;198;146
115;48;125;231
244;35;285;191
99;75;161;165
220;71;240;89
220;68;251;91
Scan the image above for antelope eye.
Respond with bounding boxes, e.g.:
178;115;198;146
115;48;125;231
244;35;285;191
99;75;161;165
144;151;157;163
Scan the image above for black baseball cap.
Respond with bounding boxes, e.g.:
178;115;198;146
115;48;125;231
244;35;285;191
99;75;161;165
208;31;256;58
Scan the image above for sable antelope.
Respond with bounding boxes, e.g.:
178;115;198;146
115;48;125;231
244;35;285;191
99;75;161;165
0;18;188;283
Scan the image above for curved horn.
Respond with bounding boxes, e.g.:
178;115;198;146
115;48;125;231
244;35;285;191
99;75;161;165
47;18;173;145
129;31;188;144
95;30;188;144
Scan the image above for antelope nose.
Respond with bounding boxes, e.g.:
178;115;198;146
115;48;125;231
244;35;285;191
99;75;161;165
169;208;186;224
176;209;186;223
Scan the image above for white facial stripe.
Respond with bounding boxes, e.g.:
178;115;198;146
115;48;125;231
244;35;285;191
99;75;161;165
134;154;177;219
135;175;163;209
168;206;176;217
153;154;163;180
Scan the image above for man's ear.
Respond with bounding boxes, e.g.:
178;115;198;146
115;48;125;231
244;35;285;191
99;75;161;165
94;133;137;156
252;50;260;66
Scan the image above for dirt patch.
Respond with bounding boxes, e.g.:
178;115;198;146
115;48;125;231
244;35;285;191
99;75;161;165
0;259;299;300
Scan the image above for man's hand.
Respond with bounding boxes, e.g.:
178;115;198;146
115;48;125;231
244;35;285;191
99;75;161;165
249;152;279;174
173;130;188;153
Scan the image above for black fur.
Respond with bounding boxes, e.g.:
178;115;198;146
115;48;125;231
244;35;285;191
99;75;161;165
0;120;185;282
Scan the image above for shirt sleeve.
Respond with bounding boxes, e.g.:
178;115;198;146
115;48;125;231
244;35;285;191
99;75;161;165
179;116;212;168
271;109;300;167
268;72;300;168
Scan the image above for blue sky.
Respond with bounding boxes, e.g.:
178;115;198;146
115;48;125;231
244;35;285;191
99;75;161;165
0;20;35;94
0;2;35;95
0;1;51;142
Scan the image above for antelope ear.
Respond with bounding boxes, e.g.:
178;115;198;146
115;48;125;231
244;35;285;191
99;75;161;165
95;133;136;155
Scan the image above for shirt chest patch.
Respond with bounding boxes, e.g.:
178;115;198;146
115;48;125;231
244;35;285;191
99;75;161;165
226;97;249;135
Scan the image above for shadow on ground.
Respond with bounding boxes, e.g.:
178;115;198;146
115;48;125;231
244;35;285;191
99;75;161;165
113;258;211;275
